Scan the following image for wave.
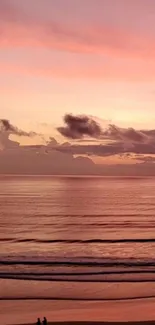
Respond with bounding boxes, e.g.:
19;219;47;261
0;270;154;276
17;238;155;243
1;258;155;267
2;222;155;228
1;295;155;301
4;213;155;218
1;256;155;282
2;238;155;244
1;274;155;282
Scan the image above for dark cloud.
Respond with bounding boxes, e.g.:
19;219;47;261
56;114;155;160
102;124;148;143
58;114;155;146
57;114;102;139
0;119;37;137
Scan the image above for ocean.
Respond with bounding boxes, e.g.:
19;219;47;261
1;175;155;302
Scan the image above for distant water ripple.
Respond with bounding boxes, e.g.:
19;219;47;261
1;176;155;300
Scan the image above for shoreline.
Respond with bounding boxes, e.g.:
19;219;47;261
11;322;155;325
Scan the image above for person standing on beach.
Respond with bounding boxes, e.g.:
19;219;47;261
36;318;41;325
42;317;47;325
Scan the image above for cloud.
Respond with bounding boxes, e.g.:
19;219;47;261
2;137;155;175
58;114;155;145
0;119;37;137
56;142;124;157
57;114;102;139
102;124;149;144
0;118;96;174
2;1;155;83
0;137;95;175
56;142;155;157
0;132;19;150
0;118;43;151
56;113;155;159
132;155;155;163
2;115;155;160
1;0;155;61
1;115;155;175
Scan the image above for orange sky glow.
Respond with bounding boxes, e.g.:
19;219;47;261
1;0;155;174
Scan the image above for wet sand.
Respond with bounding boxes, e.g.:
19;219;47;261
2;299;155;325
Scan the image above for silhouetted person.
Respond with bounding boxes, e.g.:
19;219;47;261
36;318;41;325
42;317;47;325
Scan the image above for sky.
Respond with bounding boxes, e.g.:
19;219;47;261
1;0;155;175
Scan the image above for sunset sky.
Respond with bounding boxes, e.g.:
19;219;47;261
1;0;155;174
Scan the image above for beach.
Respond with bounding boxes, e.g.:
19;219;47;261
1;299;155;324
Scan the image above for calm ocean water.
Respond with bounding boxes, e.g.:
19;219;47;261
1;176;155;301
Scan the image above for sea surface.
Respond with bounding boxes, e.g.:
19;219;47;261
1;175;155;301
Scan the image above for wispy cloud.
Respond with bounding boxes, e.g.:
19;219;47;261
0;119;37;137
1;0;155;60
2;57;155;82
132;155;155;163
56;142;155;157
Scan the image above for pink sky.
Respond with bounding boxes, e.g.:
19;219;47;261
0;0;155;174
